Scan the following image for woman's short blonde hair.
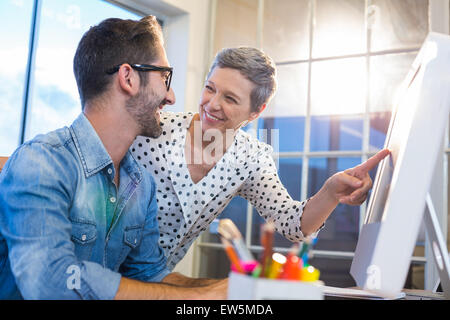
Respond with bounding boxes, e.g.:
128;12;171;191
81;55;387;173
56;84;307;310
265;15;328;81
207;47;277;113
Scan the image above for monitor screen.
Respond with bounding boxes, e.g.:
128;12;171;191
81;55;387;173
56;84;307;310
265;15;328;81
350;32;450;298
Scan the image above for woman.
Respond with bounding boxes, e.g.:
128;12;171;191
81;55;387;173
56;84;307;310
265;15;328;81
131;47;389;270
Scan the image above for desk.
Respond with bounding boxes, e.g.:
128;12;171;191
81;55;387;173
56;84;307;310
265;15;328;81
0;156;8;172
402;289;445;300
324;287;445;300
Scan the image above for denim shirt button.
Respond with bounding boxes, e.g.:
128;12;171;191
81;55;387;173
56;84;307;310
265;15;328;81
110;197;116;203
107;168;113;175
81;234;87;241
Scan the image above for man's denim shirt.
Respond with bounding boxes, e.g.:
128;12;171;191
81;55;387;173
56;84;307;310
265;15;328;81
0;113;170;299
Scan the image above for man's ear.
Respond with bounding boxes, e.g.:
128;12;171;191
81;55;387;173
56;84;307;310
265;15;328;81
117;64;140;96
249;104;267;122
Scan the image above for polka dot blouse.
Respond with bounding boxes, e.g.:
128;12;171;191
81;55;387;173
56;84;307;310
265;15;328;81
131;111;321;270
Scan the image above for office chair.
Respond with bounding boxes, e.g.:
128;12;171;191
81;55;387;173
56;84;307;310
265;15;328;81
0;157;8;173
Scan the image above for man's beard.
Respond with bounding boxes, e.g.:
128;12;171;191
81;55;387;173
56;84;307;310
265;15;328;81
126;87;164;138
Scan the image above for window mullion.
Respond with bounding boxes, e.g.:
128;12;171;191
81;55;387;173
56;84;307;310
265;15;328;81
20;0;42;145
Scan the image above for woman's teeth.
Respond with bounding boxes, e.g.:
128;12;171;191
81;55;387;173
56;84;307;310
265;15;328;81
206;112;221;121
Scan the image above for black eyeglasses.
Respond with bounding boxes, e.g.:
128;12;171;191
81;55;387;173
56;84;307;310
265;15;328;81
106;63;173;91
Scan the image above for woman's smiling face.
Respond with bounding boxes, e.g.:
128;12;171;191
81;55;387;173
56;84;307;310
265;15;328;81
198;67;260;134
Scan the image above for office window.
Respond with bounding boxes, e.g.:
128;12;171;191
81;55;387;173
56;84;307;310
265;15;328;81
0;0;34;155
198;0;431;287
313;0;366;58
0;0;142;153
369;52;416;150
25;0;141;141
262;0;310;62
369;0;429;52
308;157;361;252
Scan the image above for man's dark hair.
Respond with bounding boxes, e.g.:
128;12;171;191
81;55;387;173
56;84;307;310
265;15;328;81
73;15;163;108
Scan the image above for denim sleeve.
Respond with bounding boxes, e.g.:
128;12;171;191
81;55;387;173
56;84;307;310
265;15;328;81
0;143;121;299
119;176;170;282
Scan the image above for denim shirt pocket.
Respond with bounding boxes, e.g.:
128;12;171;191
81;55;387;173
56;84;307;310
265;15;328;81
123;225;143;249
70;220;97;261
114;226;144;271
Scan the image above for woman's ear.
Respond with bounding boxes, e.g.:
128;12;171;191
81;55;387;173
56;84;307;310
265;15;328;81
118;64;140;96
249;104;267;122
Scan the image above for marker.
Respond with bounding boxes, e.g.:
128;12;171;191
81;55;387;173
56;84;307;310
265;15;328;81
298;237;317;265
279;244;303;280
259;222;274;278
218;219;254;262
266;252;286;279
300;265;320;282
279;254;303;281
251;264;262;278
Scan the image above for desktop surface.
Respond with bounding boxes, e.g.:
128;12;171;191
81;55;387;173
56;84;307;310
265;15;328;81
323;286;445;300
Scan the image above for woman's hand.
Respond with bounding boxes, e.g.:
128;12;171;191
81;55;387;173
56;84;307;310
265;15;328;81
324;149;391;206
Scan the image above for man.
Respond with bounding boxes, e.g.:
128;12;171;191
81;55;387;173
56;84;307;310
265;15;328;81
0;16;226;299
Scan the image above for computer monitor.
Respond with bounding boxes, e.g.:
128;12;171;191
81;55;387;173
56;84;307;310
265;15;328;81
350;32;450;299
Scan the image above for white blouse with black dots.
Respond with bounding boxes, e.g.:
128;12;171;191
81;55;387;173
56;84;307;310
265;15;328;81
131;111;322;270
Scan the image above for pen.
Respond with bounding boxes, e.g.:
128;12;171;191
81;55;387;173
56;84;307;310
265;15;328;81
220;237;245;274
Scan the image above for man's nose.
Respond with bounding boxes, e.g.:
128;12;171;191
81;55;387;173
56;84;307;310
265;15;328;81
164;87;176;105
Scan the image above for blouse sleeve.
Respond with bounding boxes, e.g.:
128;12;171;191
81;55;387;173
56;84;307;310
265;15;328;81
236;144;323;242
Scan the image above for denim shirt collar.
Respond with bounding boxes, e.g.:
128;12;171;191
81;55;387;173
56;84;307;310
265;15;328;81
70;113;114;178
69;113;143;184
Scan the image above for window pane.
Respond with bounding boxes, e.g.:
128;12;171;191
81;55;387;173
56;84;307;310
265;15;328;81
197;247;232;279
310;115;363;152
308;157;361;252
203;196;248;244
258;117;305;152
214;0;257;54
370;52;418;113
0;0;34;155
262;62;308;118
310;57;366;116
263;0;310;62
251;157;303;246
369;111;391;151
369;52;417;151
313;0;366;58
25;0;141;141
370;0;429;52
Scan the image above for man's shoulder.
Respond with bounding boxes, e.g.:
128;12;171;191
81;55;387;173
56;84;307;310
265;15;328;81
4;127;76;175
26;126;72;150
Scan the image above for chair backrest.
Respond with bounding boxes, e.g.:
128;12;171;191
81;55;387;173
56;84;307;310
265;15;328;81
0;157;8;173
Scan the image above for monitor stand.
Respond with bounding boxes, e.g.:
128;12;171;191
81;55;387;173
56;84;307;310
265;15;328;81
424;193;450;299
